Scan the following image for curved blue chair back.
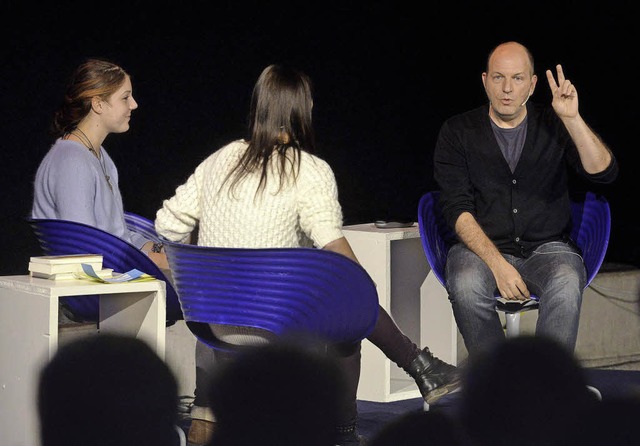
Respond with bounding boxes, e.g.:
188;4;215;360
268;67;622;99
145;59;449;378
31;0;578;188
163;241;379;352
124;211;162;244
418;190;611;294
569;193;612;287
417;191;454;288
28;218;183;322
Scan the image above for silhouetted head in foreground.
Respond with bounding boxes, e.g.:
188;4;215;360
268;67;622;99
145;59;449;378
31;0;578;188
460;335;599;446
369;409;465;446
38;334;180;446
206;339;346;446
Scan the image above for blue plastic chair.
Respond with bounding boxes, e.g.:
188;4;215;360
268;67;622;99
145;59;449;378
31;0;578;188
124;211;162;243
417;191;611;337
162;241;379;352
28;218;183;323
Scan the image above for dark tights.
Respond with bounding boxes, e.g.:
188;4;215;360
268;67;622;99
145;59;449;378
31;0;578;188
332;343;361;426
329;305;422;426
367;305;422;370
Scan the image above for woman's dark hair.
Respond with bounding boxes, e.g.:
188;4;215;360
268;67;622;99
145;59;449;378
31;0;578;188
50;58;128;138
225;64;316;197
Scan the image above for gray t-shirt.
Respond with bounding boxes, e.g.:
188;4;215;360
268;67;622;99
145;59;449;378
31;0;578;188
491;118;527;173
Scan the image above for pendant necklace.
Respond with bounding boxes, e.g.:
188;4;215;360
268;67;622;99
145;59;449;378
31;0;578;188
70;128;113;192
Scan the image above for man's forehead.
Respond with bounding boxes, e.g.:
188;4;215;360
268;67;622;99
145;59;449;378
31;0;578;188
489;59;531;76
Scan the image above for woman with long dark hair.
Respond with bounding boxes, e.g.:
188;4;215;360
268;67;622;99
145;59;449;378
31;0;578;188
156;64;460;446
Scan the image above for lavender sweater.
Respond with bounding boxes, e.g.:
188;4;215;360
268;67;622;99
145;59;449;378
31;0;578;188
31;139;148;248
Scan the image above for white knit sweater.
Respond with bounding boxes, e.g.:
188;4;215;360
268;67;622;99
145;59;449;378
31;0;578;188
155;139;344;250
156;140;346;346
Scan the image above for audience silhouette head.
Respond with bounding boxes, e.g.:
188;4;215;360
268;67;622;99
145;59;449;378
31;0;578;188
368;409;465;446
205;338;346;446
459;335;599;446
38;333;181;446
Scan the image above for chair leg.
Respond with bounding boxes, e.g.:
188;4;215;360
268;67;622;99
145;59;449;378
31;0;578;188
505;313;520;338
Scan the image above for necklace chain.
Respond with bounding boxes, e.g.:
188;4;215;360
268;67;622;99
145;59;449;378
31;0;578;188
70;128;113;192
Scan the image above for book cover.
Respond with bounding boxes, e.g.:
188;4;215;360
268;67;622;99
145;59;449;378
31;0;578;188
81;264;155;283
28;261;104;275
30;268;114;281
29;254;103;265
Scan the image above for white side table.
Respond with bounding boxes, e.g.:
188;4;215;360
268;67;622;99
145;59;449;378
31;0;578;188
0;275;166;446
342;224;427;401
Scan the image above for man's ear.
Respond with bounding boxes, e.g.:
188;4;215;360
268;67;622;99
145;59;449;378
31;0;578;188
529;74;538;95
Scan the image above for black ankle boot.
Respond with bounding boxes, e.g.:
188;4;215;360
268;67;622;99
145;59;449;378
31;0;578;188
335;422;366;446
405;347;461;405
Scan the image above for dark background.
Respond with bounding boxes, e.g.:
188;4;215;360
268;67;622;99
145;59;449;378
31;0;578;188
2;1;638;275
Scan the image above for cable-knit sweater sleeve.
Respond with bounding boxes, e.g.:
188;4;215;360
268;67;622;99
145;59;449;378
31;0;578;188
155;156;211;243
296;153;344;248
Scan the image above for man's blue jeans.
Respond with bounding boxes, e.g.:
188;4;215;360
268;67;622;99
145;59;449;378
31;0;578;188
445;241;586;355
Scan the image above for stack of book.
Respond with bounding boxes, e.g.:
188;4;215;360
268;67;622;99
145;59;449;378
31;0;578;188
28;254;113;281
